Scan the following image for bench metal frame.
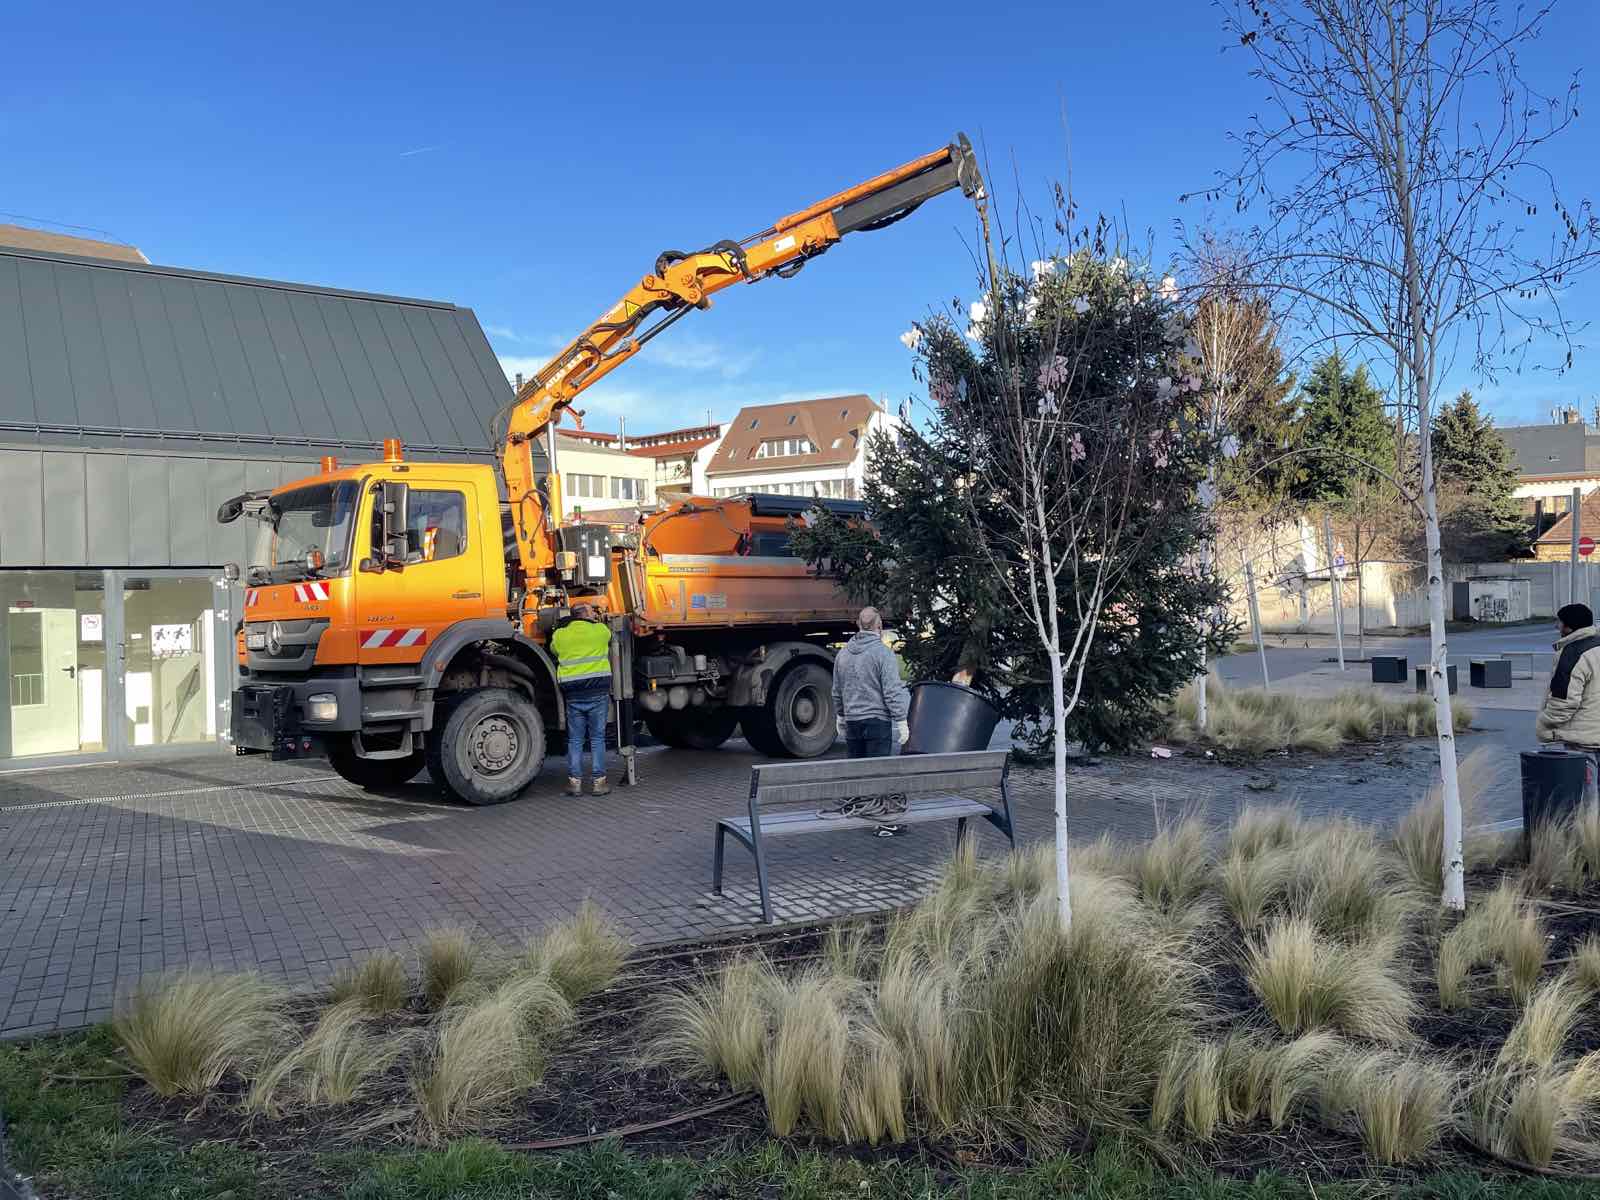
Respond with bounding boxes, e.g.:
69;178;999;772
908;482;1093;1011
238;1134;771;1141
712;750;1015;923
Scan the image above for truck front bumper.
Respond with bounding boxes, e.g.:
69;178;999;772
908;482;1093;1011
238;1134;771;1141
230;678;359;759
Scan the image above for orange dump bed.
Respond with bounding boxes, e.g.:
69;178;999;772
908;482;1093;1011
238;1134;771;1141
623;496;857;630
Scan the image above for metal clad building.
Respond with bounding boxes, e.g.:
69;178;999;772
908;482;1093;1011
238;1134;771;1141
0;241;514;767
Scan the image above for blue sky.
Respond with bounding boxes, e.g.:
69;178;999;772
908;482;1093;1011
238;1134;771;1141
3;0;1596;435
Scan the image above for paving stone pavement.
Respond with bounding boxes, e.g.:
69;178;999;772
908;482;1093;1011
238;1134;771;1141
0;729;1510;1038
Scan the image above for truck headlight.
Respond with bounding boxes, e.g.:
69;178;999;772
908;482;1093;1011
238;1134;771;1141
306;693;338;722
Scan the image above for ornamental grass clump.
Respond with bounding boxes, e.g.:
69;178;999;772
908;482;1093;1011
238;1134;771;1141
520;901;629;1003
114;969;293;1098
1131;816;1213;913
1244;916;1416;1044
956;877;1203;1145
1571;934;1600;997
1465;1006;1600;1170
245;1002;409;1115
328;950;410;1015
650;849;1202;1149
1317;1047;1456;1164
1283;819;1420;942
412;974;570;1140
1168;678;1471;754
418;926;479;1008
1392;746;1498;893
1437;881;1546;1008
1217;843;1295;931
650;955;777;1090
1227;805;1306;861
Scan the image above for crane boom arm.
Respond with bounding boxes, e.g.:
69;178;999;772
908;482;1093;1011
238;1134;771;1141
501;133;982;577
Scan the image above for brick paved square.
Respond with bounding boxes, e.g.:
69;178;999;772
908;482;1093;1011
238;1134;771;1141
0;729;1505;1037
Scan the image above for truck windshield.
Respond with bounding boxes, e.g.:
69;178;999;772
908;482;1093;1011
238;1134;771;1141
247;482;360;585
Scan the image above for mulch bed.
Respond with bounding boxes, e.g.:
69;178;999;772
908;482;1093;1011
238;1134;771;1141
119;875;1600;1190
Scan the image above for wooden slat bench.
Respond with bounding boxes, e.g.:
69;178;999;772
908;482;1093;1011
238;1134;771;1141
712;749;1015;923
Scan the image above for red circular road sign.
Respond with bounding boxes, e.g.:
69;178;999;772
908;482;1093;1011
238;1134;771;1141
1581;536;1596;557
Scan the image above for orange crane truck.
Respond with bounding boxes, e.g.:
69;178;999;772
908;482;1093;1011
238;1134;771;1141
220;134;982;804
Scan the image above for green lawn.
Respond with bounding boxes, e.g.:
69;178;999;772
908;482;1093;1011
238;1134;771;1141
1;1027;1589;1200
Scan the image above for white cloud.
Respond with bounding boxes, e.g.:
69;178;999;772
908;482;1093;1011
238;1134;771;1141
642;336;758;380
498;355;548;385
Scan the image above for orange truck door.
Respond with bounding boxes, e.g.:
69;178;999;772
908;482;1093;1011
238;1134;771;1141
354;479;485;663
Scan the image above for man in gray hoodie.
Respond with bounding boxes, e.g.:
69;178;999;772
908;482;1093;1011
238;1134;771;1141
832;607;911;758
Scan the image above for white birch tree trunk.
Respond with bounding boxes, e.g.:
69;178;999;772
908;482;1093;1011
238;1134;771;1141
1049;646;1072;928
1420;445;1465;909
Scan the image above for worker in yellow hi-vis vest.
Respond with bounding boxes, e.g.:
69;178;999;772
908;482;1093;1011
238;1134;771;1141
551;604;613;796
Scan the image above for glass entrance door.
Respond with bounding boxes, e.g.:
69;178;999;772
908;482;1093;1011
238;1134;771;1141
119;575;222;749
0;572;108;761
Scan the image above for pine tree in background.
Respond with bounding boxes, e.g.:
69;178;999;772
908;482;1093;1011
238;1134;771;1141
1289;353;1395;506
1430;391;1531;561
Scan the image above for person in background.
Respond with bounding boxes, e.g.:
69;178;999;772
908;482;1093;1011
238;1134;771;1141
552;603;613;796
1537;602;1600;801
832;606;911;758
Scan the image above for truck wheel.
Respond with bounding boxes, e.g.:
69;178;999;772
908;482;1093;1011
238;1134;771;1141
327;736;425;791
428;687;545;806
745;661;835;759
642;706;691;748
646;705;740;751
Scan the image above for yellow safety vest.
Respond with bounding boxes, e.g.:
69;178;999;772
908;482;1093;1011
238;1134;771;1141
552;619;612;689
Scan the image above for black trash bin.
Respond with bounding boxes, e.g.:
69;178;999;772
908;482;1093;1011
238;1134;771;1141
1520;749;1589;857
903;682;1001;755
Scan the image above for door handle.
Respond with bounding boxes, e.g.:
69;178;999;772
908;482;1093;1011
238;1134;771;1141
62;666;77;679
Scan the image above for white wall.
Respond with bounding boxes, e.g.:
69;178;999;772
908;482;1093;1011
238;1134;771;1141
551;442;653;516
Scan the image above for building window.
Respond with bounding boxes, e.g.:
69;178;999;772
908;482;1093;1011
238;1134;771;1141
567;473;606;499
749;417;760;429
611;476;643;501
754;438;817;459
787;414;797;425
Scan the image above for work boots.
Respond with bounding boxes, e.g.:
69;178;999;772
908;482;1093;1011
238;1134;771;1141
565;777;583;797
591;775;612;796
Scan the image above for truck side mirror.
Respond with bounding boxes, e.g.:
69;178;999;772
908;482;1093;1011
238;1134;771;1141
380;481;409;569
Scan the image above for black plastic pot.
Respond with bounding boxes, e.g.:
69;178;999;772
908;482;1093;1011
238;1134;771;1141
903;681;1001;755
1520;749;1589;857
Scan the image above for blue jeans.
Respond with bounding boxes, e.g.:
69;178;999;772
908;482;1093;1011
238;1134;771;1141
565;691;609;778
845;718;894;759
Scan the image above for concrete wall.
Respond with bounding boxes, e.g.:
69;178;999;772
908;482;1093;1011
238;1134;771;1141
1221;514;1408;635
1394;560;1600;626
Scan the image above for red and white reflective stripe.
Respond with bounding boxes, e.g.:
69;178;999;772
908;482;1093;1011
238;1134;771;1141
245;589;260;608
292;581;331;602
360;628;429;649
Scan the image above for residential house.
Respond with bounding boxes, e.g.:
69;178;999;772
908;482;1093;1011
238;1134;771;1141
560;422;725;499
553;434;654;520
703;395;899;500
1497;408;1600;527
1532;488;1600;562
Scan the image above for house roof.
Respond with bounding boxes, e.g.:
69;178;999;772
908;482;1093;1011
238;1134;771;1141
1536;489;1600;546
0;223;148;264
558;423;721;459
0;245;510;456
555;434;650;462
1498;422;1594;477
705;394;879;476
622;434;718;459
